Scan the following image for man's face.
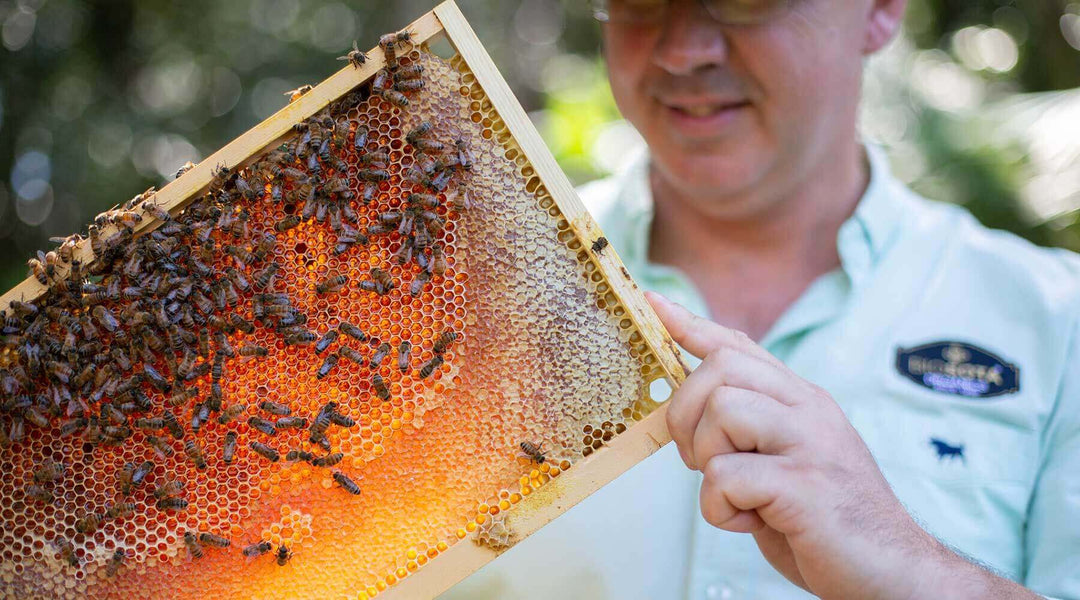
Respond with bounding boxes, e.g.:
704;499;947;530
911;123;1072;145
603;0;876;217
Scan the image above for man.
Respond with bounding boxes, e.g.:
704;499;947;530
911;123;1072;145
443;0;1080;598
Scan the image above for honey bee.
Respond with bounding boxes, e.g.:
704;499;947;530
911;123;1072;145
244;541;273;557
394;79;424;93
184;532;204;559
133;417;165;430
393;236;414;265
175;161;196;179
209;163;231;192
359;150;390;168
145;435;175;457
309;402;334;437
414;222;432;249
284;84;314;103
380;89;409;107
250;441;280;462
397;341;412;372
106;502;137;519
433;330;458;354
26;484;54;504
455;138;474;170
284;330;317;346
357;168;391;182
33;458;65;483
253;231;276;261
317;352;340;380
248;416;277;436
131;460;154;489
418;354;444;379
406;121;433;145
276;545;292;566
254;263;280;289
117;462;136;495
105;548;126;577
230;314;256;334
338;346;366;366
143;363;171;392
238;343;268;358
286;449;315;463
57;537;79;567
408;193;439;209
153;478;185;500
332;470;362;495
260;400;291;416
394;63;424;80
184;439;207;469
312;329;339;355
144;201;171;222
413;138;446;154
156;497;189;511
275;416;307;430
409;270;430;296
199;533;230;548
275;215;301;232
380;29;413;48
315;274;348;295
519;441;547;464
370;342;391;367
208;383;224;412
209;353;222;382
27;257;49;285
91;305;119;333
432;244;447;276
311;452;344;468
337;40;368;68
75;512;103;534
372;373;390;401
217;430;237;464
164;410;184;439
372;68;391;92
217;404;247;425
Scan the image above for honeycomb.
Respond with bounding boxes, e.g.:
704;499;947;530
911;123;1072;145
0;27;667;600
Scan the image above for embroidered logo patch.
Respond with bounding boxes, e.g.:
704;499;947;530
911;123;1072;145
929;438;965;463
895;341;1019;398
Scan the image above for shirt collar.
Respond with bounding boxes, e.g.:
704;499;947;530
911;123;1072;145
605;142;908;287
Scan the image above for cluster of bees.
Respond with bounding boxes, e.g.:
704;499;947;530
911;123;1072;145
0;29;484;576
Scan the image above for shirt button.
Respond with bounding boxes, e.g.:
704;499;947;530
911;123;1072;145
704;581;735;599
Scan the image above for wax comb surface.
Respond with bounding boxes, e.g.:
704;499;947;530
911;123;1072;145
0;3;685;598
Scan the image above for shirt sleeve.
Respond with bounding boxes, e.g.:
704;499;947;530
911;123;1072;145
1023;309;1080;599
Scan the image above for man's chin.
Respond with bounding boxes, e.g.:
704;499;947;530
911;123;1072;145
652;150;766;197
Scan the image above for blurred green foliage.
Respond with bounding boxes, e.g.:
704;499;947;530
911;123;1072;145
1;0;1079;293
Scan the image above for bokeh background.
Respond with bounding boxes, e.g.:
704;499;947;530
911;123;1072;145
1;0;1079;291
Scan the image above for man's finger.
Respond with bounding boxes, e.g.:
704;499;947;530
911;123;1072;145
668;349;804;468
701;453;798;533
692;387;794;466
646;291;783;368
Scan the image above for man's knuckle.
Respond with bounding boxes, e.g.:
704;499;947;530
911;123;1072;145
706;387;733;416
699;499;728;528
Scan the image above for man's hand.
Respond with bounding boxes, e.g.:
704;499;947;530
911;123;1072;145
646;292;1040;600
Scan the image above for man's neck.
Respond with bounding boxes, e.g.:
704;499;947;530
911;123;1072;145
647;142;869;341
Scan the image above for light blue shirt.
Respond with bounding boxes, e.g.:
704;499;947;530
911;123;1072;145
442;146;1080;599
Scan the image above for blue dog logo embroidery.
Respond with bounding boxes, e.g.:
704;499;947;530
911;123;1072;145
930;438;965;463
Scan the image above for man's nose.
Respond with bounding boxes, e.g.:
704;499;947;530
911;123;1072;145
652;0;730;76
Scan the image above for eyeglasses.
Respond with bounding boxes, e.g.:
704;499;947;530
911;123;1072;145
592;0;794;26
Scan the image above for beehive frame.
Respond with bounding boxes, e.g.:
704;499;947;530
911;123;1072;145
0;2;687;598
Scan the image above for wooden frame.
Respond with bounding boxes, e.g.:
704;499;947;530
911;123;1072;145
0;3;687;597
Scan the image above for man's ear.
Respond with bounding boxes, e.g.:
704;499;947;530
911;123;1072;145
863;0;908;54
